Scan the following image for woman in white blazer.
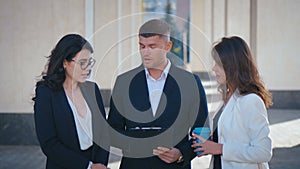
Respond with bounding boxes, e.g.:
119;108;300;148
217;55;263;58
192;36;273;169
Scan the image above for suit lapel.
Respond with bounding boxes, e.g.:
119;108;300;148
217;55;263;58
79;82;111;161
218;90;238;138
79;82;104;143
54;89;81;147
56;89;76;126
129;65;180;121
129;67;154;120
154;65;178;118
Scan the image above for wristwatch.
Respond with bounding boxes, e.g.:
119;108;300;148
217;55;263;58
177;155;184;163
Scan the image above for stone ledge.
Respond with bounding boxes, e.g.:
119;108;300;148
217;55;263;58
0;113;39;145
270;90;300;109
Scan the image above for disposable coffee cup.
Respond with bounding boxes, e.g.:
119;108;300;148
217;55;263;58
193;127;211;155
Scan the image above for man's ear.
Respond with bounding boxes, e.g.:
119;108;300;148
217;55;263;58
165;41;173;52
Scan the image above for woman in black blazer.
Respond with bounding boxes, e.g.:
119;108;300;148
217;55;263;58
33;34;109;169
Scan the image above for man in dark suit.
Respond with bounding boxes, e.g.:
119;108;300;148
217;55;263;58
107;19;208;169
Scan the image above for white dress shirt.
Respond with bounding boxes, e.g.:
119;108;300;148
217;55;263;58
66;96;93;150
145;60;171;116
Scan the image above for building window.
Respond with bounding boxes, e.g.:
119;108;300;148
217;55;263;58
142;0;190;67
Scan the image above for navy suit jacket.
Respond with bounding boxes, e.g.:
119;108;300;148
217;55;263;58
34;81;109;169
108;65;208;169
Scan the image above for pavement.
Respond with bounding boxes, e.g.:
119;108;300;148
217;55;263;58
0;109;299;169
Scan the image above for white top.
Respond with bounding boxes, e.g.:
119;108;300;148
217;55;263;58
66;95;93;150
145;60;171;116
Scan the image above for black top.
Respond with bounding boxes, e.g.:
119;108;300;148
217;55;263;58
212;106;224;169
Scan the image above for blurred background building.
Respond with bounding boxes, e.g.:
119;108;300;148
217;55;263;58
0;0;299;147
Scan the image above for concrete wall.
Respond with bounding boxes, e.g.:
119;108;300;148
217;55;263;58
0;0;85;113
93;0;143;89
189;0;300;109
189;0;213;73
257;0;300;90
2;0;298;114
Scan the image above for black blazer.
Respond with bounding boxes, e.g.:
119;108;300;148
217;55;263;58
108;65;208;169
34;81;109;169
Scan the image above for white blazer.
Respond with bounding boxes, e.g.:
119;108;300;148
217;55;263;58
214;90;272;169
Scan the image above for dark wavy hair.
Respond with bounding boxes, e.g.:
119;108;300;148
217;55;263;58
33;34;93;96
212;36;273;108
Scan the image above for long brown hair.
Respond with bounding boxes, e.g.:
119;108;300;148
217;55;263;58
212;36;273;108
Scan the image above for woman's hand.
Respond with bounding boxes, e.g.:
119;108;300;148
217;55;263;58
191;133;223;157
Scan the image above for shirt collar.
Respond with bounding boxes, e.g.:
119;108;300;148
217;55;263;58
145;59;171;80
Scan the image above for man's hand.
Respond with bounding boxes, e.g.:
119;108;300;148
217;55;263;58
153;146;182;163
91;163;110;169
